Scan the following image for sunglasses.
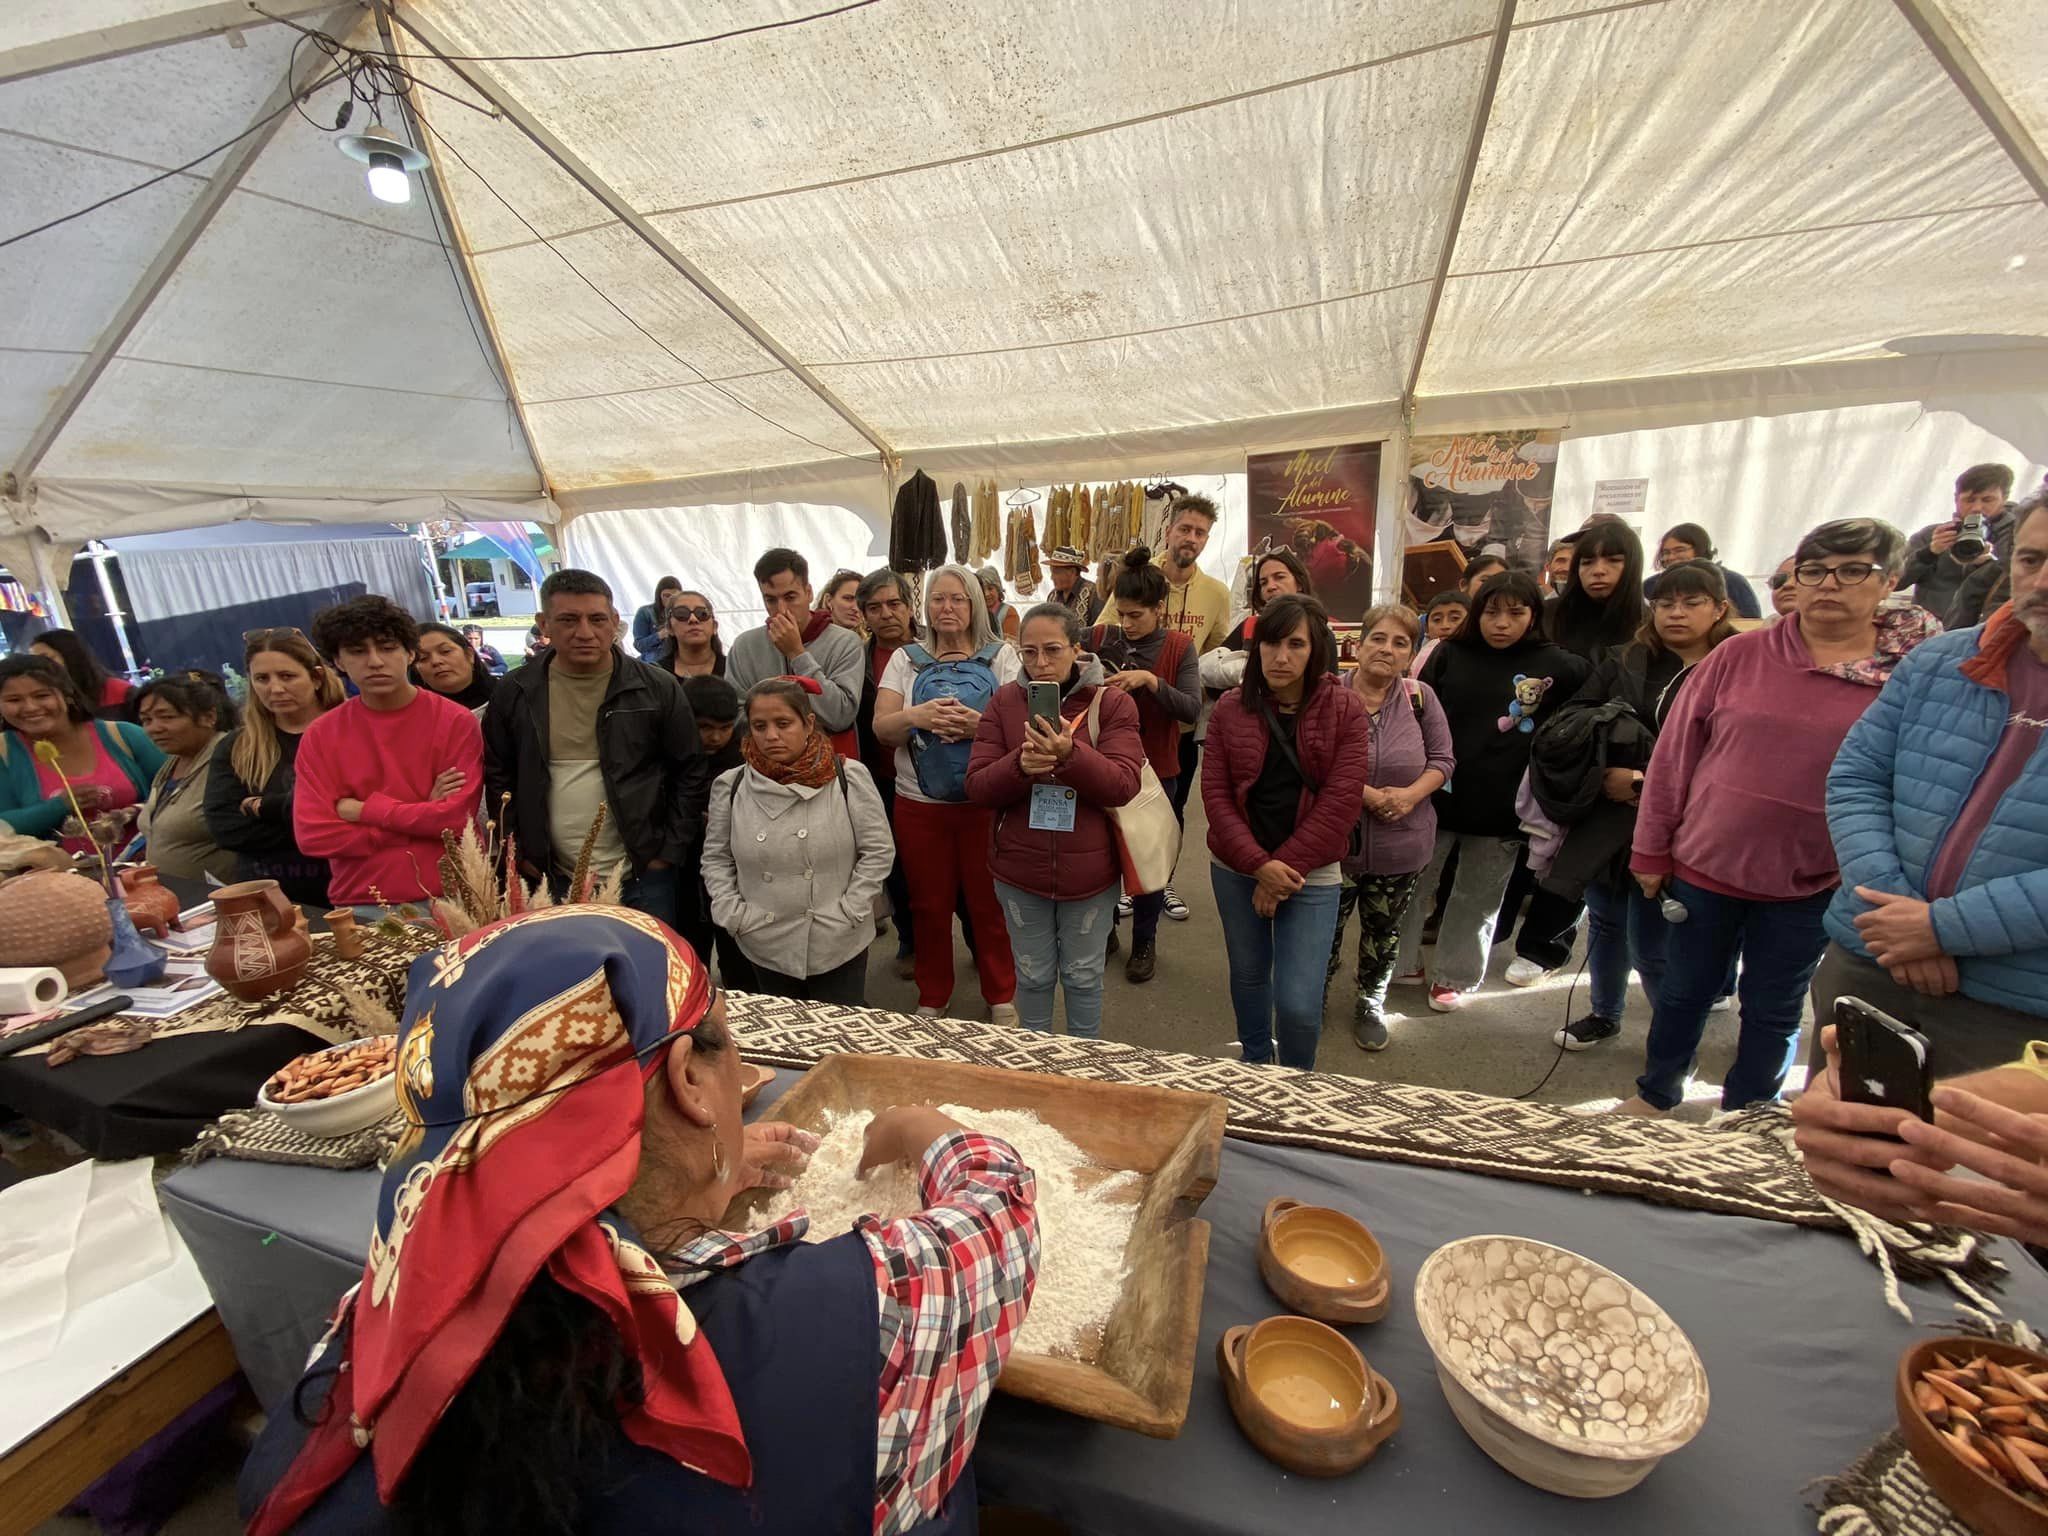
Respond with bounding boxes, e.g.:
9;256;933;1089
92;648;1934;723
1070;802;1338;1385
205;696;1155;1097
667;605;714;623
243;626;308;645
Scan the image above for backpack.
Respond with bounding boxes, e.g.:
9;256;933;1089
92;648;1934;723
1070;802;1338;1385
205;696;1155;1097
902;641;1003;802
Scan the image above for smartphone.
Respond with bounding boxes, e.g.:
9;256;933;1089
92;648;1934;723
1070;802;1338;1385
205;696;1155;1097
1027;681;1062;730
1835;997;1934;1122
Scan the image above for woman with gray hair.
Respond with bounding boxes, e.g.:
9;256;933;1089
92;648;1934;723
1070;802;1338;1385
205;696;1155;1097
1621;517;1941;1117
873;564;1022;1021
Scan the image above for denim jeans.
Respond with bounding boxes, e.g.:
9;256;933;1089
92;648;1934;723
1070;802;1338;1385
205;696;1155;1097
1583;878;1672;1022
1635;877;1833;1111
1212;865;1343;1068
1394;830;1522;991
995;881;1119;1038
619;864;680;929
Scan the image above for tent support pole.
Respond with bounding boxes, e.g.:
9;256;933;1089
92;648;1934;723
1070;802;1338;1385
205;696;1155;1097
373;1;552;498
0;0;352;87
28;532;72;629
6;3;361;491
392;5;897;466
1402;0;1517;413
1890;0;2048;206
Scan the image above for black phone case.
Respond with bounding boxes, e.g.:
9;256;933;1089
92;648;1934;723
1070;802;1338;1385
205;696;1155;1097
1836;1002;1934;1121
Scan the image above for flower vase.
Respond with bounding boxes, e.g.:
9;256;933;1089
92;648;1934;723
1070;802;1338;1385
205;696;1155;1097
102;893;168;988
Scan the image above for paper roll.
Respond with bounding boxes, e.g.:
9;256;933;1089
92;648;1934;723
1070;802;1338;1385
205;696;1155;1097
0;967;67;1016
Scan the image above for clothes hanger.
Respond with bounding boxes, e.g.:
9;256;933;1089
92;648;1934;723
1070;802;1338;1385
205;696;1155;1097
1006;487;1041;506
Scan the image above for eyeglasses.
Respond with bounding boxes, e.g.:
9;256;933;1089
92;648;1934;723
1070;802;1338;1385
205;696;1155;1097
1768;574;1791;591
1651;594;1719;613
1792;560;1881;588
243;626;308;645
666;605;714;623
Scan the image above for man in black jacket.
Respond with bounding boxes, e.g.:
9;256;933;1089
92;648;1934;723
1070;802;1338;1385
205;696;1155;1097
1900;462;2016;619
484;569;706;927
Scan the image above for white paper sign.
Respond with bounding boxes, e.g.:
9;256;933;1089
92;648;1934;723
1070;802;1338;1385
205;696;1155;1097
1591;478;1649;522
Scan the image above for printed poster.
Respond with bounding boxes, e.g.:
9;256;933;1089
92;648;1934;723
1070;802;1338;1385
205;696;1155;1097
1405;429;1561;575
1245;442;1379;624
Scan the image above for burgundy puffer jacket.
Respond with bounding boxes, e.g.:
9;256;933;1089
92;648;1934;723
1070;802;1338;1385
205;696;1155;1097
1204;675;1371;877
965;680;1145;900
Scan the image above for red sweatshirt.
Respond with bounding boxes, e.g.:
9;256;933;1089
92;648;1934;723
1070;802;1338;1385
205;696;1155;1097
292;689;483;905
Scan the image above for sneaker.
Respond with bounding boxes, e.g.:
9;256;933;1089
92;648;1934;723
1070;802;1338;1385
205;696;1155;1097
1126;939;1157;984
1427;984;1465;1013
914;1006;941;1019
1554;1014;1620;1051
1116;892;1134;920
1352;1002;1390;1051
1392;968;1427;987
1708;995;1734;1014
1162;886;1190;921
1611;1095;1673;1118
990;1002;1020;1028
1504;957;1552;987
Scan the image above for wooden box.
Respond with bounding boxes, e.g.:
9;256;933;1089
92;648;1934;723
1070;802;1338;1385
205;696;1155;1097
727;1053;1226;1437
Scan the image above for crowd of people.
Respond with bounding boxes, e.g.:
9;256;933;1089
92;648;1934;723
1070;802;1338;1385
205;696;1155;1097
4;471;2045;1136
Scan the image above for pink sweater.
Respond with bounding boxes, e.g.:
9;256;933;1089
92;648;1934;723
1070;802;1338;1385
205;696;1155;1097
1631;618;1887;902
292;689;483;904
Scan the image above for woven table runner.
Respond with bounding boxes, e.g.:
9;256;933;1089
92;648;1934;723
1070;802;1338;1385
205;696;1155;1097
1814;1431;1972;1536
184;1106;404;1171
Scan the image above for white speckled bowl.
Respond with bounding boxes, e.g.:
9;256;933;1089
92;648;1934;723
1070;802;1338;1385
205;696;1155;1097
1414;1236;1708;1498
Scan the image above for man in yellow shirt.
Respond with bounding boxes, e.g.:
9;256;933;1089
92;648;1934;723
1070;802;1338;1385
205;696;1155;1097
1151;494;1234;922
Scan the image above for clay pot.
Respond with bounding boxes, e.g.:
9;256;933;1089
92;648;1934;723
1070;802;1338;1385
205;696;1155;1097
1218;1316;1400;1476
1258;1198;1392;1324
118;865;182;939
204;880;312;1002
325;909;366;961
0;869;114;987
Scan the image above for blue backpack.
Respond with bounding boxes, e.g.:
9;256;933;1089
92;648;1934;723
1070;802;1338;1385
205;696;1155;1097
903;641;1003;802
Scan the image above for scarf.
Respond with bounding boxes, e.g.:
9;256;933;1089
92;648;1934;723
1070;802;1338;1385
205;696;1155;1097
249;910;744;1534
1961;601;2026;690
1811;603;1943;688
801;609;836;646
742;721;839;788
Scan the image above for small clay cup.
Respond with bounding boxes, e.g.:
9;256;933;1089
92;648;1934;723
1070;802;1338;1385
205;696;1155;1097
326;909;367;961
1258;1197;1392;1324
740;1062;775;1110
1218;1315;1399;1477
1898;1336;2048;1536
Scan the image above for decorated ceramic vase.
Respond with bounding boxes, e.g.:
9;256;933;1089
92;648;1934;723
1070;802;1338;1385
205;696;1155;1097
0;868;114;987
204;879;312;1002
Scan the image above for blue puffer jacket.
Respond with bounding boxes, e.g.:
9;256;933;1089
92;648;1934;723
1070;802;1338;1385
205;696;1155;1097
1826;607;2048;1016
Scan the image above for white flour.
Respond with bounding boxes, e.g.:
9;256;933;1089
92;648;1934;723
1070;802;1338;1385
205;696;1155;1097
755;1104;1141;1358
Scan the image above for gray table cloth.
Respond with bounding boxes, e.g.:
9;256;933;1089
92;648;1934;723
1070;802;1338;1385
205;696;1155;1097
160;1074;2048;1534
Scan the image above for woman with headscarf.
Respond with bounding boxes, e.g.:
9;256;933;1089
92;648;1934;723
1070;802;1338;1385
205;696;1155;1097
241;908;1041;1536
703;678;894;1006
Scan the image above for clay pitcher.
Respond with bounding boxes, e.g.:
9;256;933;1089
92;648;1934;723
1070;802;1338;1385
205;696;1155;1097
205;880;312;1002
0;869;113;987
118;865;182;938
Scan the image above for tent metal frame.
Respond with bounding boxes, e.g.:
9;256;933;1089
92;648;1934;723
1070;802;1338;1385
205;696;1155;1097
0;0;350;87
1890;0;2048;207
7;3;364;490
1403;0;1517;411
392;3;897;465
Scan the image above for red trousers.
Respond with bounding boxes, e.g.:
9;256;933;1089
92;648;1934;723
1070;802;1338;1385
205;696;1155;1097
893;795;1015;1010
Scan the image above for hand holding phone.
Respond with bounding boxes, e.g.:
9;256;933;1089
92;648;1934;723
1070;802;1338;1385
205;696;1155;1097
1835;997;1934;1123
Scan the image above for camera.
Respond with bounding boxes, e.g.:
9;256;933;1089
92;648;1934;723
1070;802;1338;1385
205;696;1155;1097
1953;513;1988;562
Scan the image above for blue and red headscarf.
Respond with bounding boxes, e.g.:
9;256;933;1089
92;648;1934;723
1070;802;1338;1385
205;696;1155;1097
251;908;747;1534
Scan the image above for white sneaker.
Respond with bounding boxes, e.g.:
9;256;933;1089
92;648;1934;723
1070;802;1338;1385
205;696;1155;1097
915;1006;941;1019
1708;995;1734;1014
990;1003;1019;1028
1161;886;1190;921
1504;957;1552;987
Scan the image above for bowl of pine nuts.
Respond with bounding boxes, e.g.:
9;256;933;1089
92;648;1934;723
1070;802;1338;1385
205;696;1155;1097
1898;1337;2048;1536
257;1036;399;1138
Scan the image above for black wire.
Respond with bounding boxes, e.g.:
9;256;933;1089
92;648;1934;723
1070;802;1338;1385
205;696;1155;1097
415;114;874;464
0;71;344;251
1512;947;1593;1102
351;0;885;64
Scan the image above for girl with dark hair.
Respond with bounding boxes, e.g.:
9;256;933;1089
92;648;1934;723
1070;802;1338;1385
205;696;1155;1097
1650;523;1763;618
1203;595;1371;1067
1203;548;1338;686
242;910;1039;1536
1085;547;1201;982
134;670;240;881
703;678;893;1006
658;590;727;679
1548;520;1648;660
410;623;498;712
1461;554;1509;596
1395;571;1589;1010
31;627;135;721
1530;561;1736;1050
0;655;165;851
632;575;684;661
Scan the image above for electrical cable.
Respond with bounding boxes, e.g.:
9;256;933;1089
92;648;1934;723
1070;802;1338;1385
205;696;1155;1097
414;113;875;464
339;0;885;64
1511;947;1593;1102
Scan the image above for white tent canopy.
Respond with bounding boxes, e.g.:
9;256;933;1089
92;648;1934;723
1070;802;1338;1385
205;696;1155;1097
2;0;2043;557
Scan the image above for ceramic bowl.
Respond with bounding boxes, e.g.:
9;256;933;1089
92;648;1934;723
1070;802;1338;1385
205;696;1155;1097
1258;1197;1391;1324
258;1041;399;1138
1897;1337;2048;1536
1414;1235;1708;1498
1218;1315;1400;1477
740;1062;776;1111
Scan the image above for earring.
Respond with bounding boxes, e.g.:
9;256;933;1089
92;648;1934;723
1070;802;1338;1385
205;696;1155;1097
711;1122;729;1182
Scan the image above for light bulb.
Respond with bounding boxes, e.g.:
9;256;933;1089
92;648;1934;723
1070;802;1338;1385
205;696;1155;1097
366;151;411;205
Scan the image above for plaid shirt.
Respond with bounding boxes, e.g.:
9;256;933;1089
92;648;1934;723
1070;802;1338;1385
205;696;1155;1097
670;1132;1040;1536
